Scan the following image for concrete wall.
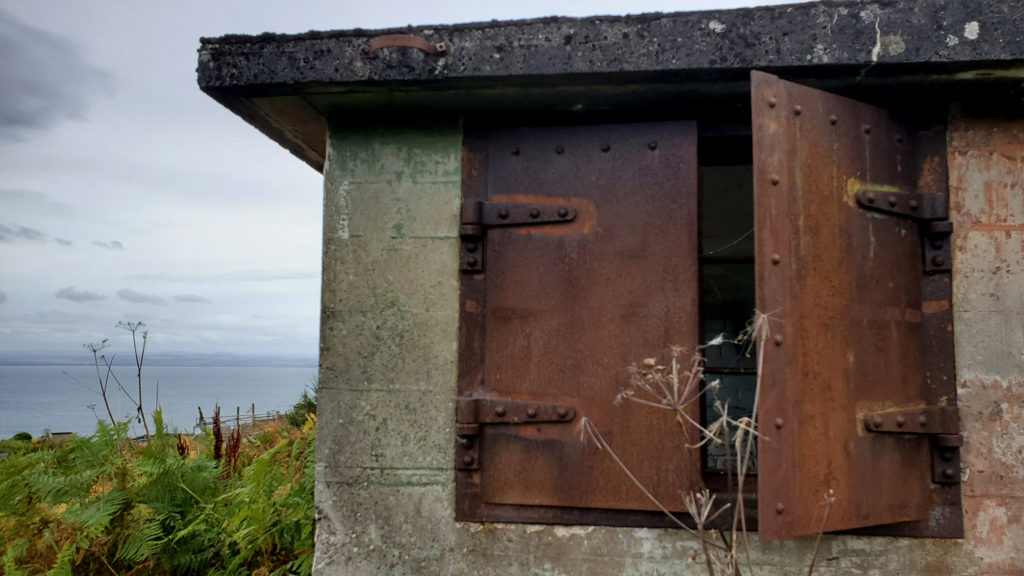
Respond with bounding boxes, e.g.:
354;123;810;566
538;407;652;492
313;116;1024;575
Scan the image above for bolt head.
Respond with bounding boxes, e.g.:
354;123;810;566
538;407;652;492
498;208;510;219
918;415;928;427
863;125;872;134
494;406;506;417
601;143;611;152
888;195;899;207
771;254;781;265
648;141;658;151
526;407;538;418
896;415;906;427
793;105;802;115
865;192;876;204
776;502;785;514
466;256;478;267
829;114;838;125
931;255;945;267
774;334;784;346
770;175;780;185
556;407;569;419
463;454;475;466
943;468;956;479
871;415;884;428
940;450;955;462
511;147;520;156
768;97;777;108
555;145;565;155
529;208;540;219
909;199;920;210
465;243;478;253
557;207;569;218
774;417;784;429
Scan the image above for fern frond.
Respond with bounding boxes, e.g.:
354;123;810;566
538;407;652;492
43;538;76;576
62;489;127;536
2;539;30;576
115;518;163;564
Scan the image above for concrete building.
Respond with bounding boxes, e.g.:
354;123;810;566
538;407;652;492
199;0;1024;573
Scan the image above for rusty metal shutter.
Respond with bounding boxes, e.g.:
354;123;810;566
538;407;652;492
457;121;702;525
752;71;962;539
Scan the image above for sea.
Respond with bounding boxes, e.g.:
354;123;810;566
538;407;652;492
0;362;318;439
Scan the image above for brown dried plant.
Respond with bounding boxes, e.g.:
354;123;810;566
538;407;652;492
213;405;223;463
579;311;834;575
176;433;190;458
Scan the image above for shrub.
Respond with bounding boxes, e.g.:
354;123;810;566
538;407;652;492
286;379;317;429
0;408;315;575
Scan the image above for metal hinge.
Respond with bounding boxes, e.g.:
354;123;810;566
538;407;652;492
854;188;952;274
863;406;962;484
455;397;576;470
460;200;577;272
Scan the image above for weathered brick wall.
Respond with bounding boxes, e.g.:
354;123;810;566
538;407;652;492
312;115;1024;575
949;116;1024;574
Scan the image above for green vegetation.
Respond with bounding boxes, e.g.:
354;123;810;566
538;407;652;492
0;408;316;575
286;380;317;429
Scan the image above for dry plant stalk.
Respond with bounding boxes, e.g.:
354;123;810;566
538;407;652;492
223;426;242;479
177;434;190;458
213;405;223;463
580;310;838;576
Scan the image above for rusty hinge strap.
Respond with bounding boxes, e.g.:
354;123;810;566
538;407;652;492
863;405;958;435
455;397;576;471
864;406;962;485
853;187;952;273
461;200;577;228
362;34;451;58
854;188;947;221
459;200;577;272
458;397;576;426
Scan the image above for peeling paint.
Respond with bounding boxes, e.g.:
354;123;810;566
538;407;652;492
964;21;980;40
883;34;906;56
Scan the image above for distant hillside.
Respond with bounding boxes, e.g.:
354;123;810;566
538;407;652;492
0;351;317;368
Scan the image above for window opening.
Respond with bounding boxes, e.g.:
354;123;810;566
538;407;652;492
698;134;757;475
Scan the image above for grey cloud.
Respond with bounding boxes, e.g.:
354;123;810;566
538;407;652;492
55;237;72;246
0;222;47;243
0;9;112;141
0;291;7;304
92;240;124;250
0;189;72;216
55;286;106;302
174;294;210;303
117;288;164;305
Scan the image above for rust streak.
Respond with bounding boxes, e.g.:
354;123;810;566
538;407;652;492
966;223;1024;232
922;300;951;314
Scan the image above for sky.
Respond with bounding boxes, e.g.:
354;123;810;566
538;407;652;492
0;0;790;360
